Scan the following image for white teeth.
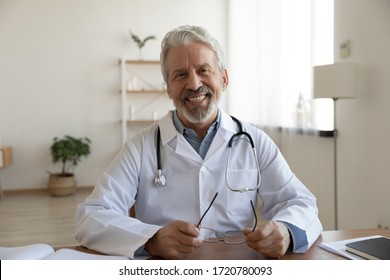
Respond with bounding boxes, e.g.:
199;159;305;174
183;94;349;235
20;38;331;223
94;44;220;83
188;95;206;103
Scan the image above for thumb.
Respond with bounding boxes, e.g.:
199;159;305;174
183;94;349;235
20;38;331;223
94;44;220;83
242;228;253;236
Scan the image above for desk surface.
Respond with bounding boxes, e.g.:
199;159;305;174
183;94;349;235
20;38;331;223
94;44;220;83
71;228;390;260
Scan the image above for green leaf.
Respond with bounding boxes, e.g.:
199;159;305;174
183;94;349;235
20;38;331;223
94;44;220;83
129;30;156;49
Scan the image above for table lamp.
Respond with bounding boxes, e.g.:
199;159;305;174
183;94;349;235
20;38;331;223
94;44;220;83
313;62;358;229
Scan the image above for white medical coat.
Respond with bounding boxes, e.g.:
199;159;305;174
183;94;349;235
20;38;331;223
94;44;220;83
75;110;322;258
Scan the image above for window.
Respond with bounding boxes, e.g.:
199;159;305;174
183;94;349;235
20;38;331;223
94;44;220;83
227;0;334;130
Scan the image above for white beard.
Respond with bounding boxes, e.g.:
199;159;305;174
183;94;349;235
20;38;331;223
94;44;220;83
174;86;219;123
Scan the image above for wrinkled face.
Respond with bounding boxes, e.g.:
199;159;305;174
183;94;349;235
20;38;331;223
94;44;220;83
165;42;228;126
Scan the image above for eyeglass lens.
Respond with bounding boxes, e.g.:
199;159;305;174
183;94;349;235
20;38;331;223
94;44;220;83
198;227;218;242
224;231;246;244
198;228;247;244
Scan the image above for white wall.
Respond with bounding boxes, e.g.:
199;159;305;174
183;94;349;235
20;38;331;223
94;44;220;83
0;0;227;190
334;0;390;229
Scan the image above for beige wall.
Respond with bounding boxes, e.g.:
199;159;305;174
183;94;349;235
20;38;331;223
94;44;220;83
334;0;390;230
0;0;227;190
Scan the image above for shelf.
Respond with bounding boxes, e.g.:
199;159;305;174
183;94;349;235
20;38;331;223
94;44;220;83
126;120;157;125
120;59;160;65
126;89;166;94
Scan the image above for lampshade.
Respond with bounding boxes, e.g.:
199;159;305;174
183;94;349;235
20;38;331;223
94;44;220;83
313;62;358;99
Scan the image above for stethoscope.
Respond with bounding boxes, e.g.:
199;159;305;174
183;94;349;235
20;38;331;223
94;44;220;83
154;126;167;186
154;116;261;192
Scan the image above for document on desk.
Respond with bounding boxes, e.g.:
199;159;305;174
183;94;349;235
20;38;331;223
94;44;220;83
318;235;384;260
0;244;128;260
43;248;128;260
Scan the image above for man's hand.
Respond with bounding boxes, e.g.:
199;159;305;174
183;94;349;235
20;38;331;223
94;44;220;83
145;220;202;259
243;221;291;258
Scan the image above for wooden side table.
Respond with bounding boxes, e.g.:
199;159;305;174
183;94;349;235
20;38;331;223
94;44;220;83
0;147;13;197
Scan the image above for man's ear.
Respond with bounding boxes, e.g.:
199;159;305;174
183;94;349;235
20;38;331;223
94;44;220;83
222;69;229;90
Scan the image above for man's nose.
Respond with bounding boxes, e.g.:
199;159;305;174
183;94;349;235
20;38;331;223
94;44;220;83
186;72;203;91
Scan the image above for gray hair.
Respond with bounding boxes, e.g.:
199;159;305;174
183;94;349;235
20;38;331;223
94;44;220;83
160;25;226;83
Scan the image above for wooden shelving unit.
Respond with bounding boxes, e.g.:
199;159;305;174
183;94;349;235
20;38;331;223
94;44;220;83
120;58;168;145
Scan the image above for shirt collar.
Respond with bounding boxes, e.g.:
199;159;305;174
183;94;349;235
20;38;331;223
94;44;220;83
172;109;221;135
157;109;236;146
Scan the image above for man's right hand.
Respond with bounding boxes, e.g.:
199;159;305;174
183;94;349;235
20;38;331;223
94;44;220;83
145;220;202;259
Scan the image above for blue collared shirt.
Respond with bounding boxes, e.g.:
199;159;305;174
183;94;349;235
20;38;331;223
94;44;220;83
172;110;221;159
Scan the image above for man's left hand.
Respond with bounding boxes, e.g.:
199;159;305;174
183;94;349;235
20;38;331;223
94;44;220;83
243;221;290;258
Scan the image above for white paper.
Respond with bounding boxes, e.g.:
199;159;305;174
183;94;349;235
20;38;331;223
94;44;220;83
318;235;383;260
43;248;128;260
0;244;128;260
0;243;54;260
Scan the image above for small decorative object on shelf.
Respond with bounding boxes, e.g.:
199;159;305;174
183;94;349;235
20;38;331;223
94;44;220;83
129;30;156;60
127;74;138;91
295;92;311;128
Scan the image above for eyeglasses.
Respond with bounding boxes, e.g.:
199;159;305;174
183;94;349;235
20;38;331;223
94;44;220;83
196;192;257;244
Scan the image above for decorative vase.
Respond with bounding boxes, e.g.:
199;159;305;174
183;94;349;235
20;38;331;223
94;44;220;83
138;48;143;60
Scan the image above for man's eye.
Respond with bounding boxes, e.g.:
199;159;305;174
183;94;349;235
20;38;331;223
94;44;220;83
174;73;186;79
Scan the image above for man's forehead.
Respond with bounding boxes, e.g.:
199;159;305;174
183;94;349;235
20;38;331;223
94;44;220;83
167;43;217;68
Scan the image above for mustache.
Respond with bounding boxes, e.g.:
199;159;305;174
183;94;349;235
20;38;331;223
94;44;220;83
181;86;214;101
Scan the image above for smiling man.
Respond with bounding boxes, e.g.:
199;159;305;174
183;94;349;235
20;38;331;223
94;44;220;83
75;25;322;260
162;31;228;139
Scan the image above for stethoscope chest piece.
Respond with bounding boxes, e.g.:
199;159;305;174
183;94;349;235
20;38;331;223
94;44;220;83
154;169;166;186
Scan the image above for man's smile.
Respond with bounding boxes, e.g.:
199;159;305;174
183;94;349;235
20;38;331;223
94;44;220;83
187;94;208;103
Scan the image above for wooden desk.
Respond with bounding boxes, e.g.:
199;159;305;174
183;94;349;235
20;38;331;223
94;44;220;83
69;228;390;260
282;228;390;260
180;228;390;260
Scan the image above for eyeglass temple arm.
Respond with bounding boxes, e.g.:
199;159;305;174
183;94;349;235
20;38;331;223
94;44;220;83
196;192;219;227
250;200;257;232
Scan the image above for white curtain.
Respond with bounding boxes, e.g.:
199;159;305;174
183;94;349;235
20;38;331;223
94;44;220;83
227;0;333;129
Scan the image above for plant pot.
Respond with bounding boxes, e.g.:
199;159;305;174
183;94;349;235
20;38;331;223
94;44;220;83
47;173;76;196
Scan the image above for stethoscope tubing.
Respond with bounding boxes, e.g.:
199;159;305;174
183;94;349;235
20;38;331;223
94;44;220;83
154;116;260;191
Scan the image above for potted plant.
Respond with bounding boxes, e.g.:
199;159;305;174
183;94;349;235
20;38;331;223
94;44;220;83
48;135;91;196
129;30;156;59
